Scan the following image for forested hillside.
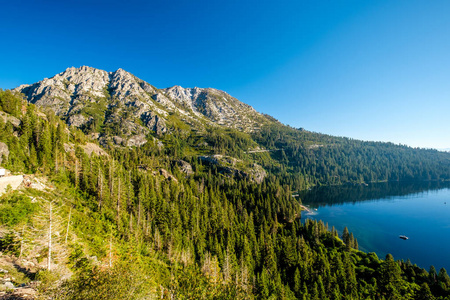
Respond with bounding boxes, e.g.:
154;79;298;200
1;88;450;299
252;124;450;190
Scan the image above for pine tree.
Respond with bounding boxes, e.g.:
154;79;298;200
342;227;350;250
438;268;450;292
429;265;438;284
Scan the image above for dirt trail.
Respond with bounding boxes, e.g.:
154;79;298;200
0;175;24;195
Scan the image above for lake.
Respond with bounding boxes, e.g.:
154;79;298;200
300;181;450;271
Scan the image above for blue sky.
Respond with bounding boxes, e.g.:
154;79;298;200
1;0;450;149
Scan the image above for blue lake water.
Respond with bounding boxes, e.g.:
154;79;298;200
300;182;450;271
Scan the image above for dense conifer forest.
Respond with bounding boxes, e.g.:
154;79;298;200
1;89;450;299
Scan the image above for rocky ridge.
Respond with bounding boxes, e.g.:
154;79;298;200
14;66;271;147
199;154;266;183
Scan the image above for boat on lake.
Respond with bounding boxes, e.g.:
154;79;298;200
399;235;409;240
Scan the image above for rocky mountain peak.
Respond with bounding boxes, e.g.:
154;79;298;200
163;86;203;114
16;66;110;114
13;66;272;147
162;85;261;129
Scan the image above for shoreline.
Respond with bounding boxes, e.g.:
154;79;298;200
300;204;312;213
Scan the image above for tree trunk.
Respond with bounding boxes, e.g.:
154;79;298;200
65;208;72;244
48;202;52;271
117;176;121;226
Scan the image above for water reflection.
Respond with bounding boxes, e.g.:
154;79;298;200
300;181;450;207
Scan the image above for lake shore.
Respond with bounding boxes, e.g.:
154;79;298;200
300;204;312;213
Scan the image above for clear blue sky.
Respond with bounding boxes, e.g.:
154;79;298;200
1;0;450;149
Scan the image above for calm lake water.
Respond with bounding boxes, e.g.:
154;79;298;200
300;182;450;271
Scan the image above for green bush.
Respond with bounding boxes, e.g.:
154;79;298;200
59;262;156;300
0;191;37;225
0;231;20;256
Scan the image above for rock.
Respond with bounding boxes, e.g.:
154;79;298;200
109;68;150;101
112;136;124;145
126;134;147;147
35;110;48;121
0;268;8;273
154;116;167;135
8;286;37;299
21;261;35;268
89;132;100;140
158;169;178;182
0;111;21;127
199;155;266;183
0;175;24;195
141;111;167;136
199;155;239;167
175;160;194;176
15;66;110;116
82;143;109;157
199;155;219;165
13;66;273;141
3;281;14;289
98;137;110;148
247;163;267;184
67;114;88;127
22;175;50;191
63;143;74;153
163;86;264;131
0;142;9;165
151;92;175;108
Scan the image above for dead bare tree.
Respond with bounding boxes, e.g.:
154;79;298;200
48;202;52;271
65;207;72;244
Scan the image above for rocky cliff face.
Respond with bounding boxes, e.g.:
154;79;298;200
15;66;270;146
17;66;110;116
163;86;266;131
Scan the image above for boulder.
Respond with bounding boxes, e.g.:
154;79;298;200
0;175;24;195
3;281;14;289
0;111;21;127
157;169;178;182
141;111;167;136
67;114;89;127
0;142;9;164
63;143;74;153
247;163;267;184
126;134;147;147
82;143;109;157
175;160;194;176
113;136;124;145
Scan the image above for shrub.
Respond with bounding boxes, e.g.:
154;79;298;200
0;191;37;225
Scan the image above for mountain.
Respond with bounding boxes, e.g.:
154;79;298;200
15;66;271;147
11;66;450;189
